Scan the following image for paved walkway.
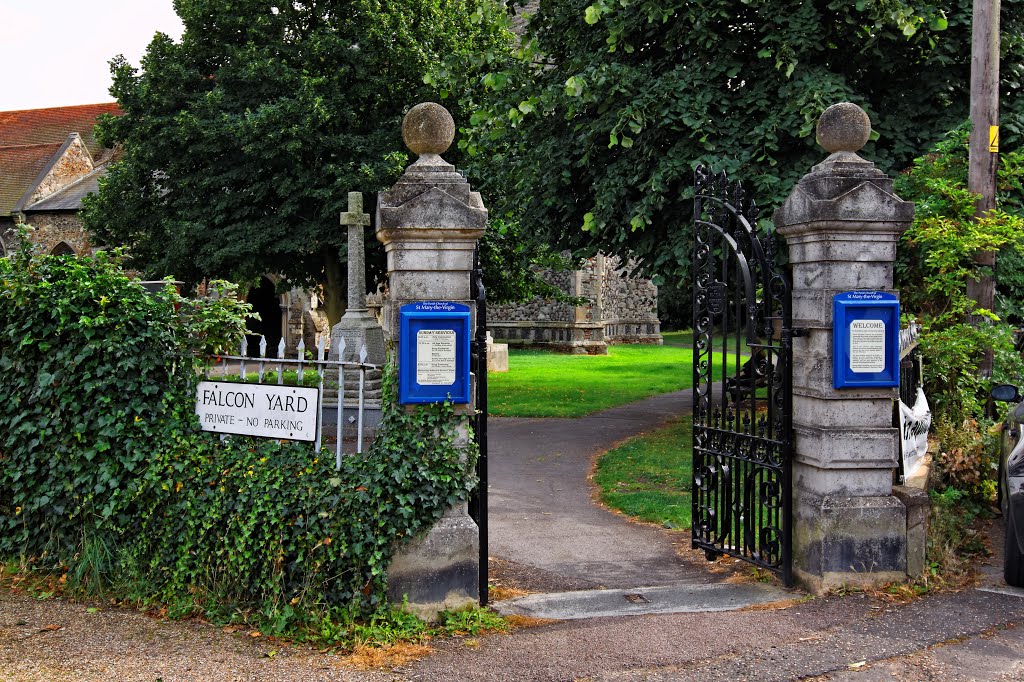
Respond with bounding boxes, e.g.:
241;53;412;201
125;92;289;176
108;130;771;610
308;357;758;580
486;389;781;612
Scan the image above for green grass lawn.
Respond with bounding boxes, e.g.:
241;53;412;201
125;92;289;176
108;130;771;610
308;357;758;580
488;345;693;417
594;419;692;529
660;330;691;347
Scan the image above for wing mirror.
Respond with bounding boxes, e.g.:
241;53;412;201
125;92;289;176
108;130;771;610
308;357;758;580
991;384;1022;403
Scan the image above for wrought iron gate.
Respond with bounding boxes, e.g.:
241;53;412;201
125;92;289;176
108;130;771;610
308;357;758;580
470;248;489;605
691;166;794;586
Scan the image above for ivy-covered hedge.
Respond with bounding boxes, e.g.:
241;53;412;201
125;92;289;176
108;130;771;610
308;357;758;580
0;240;477;626
130;370;477;621
0;245;195;560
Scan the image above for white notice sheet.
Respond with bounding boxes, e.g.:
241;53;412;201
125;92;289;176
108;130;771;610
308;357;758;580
416;329;456;385
849;320;886;373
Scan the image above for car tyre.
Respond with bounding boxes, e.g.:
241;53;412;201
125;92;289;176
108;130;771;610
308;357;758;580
1005;511;1024;588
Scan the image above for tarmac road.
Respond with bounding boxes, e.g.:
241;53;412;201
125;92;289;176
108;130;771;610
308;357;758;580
399;525;1024;682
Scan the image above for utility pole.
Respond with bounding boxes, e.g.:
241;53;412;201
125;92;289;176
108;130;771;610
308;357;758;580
967;0;1000;373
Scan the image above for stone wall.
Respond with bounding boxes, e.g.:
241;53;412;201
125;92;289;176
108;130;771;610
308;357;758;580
29;136;93;204
488;252;661;353
0;218;15;256
21;213;94;256
0;214;95;257
488;269;576;323
594;254;661;344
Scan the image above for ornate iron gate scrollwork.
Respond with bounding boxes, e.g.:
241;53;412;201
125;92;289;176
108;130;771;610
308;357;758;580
692;166;794;586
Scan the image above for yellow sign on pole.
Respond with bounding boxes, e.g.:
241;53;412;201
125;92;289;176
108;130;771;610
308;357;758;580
990;126;1000;153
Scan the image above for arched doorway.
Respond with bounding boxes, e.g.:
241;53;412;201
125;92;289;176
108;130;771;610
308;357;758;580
51;242;75;256
245;277;283;357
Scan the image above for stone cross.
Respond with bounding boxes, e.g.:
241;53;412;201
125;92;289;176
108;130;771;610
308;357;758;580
340;191;371;313
330;190;385;367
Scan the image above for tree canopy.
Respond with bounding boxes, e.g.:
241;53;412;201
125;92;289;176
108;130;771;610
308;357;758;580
451;0;1024;284
83;0;514;322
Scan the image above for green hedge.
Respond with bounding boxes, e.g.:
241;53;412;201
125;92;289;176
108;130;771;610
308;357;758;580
0;246;193;559
129;372;477;621
0;239;477;627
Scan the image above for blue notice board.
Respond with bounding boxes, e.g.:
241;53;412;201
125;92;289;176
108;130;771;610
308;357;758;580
399;301;471;404
833;291;900;389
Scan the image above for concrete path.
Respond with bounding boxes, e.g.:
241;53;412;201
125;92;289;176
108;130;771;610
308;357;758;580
486;389;765;601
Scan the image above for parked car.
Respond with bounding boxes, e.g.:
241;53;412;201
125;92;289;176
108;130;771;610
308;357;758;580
989;384;1024;587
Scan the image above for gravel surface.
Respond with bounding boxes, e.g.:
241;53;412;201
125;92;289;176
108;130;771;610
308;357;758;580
0;592;399;682
400;593;872;681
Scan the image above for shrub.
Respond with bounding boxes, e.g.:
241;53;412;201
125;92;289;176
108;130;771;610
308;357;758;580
128;366;478;622
895;125;1024;494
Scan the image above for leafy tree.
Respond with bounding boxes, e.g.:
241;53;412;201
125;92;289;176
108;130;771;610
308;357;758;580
894;126;1024;494
449;0;1024;286
83;0;514;323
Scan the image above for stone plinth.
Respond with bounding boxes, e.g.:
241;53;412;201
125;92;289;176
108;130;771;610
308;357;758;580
385;506;479;619
377;103;486;616
774;102;915;592
486;332;509;372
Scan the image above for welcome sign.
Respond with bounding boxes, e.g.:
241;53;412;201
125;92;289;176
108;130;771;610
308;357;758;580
195;381;320;442
832;291;900;389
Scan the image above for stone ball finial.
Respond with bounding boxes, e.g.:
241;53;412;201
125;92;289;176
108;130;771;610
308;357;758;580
402;102;455;156
816;102;871;154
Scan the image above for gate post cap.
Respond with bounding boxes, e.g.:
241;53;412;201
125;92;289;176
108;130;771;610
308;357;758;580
402;102;455;157
816;103;871;154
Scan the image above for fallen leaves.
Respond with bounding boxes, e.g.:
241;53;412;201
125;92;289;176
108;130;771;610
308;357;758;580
345;642;433;670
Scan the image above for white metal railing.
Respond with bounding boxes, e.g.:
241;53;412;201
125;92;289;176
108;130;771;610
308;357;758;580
200;335;380;469
899;321;921;359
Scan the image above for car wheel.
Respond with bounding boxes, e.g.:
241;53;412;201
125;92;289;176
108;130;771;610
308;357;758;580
1005;511;1024;588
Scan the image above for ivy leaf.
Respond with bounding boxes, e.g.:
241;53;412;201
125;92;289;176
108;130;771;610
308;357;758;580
564;75;586;97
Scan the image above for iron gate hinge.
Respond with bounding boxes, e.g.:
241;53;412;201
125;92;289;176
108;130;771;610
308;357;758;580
790;328;810;338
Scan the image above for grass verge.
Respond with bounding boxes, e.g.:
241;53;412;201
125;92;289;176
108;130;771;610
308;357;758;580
488;345;693;418
593;419;693;529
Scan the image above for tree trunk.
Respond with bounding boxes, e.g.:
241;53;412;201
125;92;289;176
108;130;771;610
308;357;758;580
322;248;346;328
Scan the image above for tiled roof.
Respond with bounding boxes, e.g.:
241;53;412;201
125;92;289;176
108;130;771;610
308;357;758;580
24;164;108;212
0;143;62;217
0;103;120;158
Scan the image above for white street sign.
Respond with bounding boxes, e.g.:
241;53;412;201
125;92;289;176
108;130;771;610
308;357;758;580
195;381;320;442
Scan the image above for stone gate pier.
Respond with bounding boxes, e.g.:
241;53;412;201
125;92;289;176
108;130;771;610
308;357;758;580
376;102;486;616
774;103;918;592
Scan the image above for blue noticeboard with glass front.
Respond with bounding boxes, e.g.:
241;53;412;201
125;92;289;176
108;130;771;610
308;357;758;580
399;301;471;404
833;291;900;389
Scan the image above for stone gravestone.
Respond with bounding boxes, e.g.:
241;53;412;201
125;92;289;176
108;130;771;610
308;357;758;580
376;102;487;616
325;193;385;434
774;102;917;592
